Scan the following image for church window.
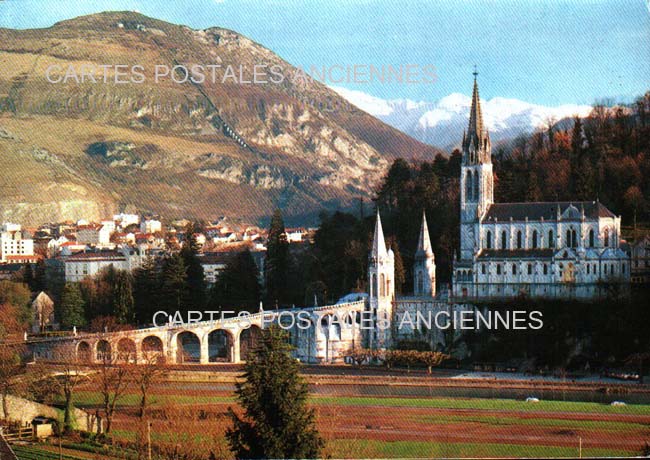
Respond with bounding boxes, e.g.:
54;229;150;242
466;171;472;200
532;230;538;249
512;264;517;275
604;229;610;247
572;229;578;248
549;230;555;248
501;231;507;250
543;264;548;275
473;172;479;201
566;229;572;248
386;278;391;296
486;230;492;249
587;265;590;275
380;274;385;296
622;264;626;274
528;264;532;275
482;264;486;275
604;265;608;275
517;231;523;249
589;229;595;247
496;265;502;275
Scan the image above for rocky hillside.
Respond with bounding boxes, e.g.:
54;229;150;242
0;12;440;225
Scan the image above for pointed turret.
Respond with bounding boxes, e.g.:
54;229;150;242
413;211;436;297
416;211;433;257
371;210;388;260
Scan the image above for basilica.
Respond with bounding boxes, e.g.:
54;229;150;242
368;74;631;346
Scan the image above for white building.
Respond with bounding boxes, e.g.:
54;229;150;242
64;247;146;282
76;224;112;246
140;219;162;234
452;75;629;300
0;223;36;263
113;213;140;228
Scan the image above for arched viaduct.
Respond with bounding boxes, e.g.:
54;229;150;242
27;301;367;365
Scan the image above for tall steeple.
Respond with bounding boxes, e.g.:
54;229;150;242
371;210;388;260
416;211;433;257
413;211;436;297
462;67;491;165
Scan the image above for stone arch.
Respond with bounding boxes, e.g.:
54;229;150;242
96;339;111;362
117;338;136;363
142;335;164;363
208;329;234;362
176;331;201;364
77;341;91;363
239;325;262;361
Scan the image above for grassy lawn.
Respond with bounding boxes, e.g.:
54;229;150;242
326;439;634;458
414;413;650;432
311;395;650;416
67;391;234;407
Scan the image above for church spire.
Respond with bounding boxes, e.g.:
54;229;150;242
462;67;491;165
468;67;484;142
416;211;433;257
372;210;388;260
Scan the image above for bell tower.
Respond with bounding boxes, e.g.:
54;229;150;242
368;211;394;349
460;68;493;260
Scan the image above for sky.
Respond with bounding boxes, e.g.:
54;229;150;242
0;0;648;106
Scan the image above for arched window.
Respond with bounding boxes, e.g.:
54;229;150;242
486;230;492;249
549;230;555;248
465;170;472;200
527;264;532;275
589;229;594;247
516;231;523;249
532;230;538;249
473;172;479;201
543;264;548;275
566;229;572;248
496;265;502;275
501;231;507;250
380;274;385;296
481;264;486;275
604;228;610;247
572;229;578;248
512;264;517;275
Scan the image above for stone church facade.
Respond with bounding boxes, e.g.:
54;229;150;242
452;75;630;301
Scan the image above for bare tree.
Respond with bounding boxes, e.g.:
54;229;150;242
134;351;167;420
49;345;89;433
96;346;133;435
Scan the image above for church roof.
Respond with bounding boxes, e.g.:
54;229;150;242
483;201;616;222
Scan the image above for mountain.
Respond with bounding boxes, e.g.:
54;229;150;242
0;12;441;226
332;87;593;150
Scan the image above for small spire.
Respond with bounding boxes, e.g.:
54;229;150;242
416;211;433;257
372;210;388;259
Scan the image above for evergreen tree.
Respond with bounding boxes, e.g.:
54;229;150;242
265;209;290;307
180;226;207;310
160;253;188;312
226;326;324;459
133;256;160;325
33;259;47;293
22;263;34;292
210;250;260;312
59;283;86;329
113;270;134;324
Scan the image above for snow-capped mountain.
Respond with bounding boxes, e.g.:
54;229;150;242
332;86;593;151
